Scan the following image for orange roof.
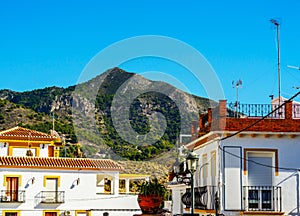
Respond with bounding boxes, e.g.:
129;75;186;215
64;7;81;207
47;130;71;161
0;126;58;142
0;156;123;171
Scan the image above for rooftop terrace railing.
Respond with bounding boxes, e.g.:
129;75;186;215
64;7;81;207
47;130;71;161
227;103;286;118
293;104;300;118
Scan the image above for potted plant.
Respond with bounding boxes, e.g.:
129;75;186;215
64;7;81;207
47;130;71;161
137;177;168;214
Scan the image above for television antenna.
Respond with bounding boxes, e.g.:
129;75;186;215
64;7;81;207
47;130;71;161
232;79;242;117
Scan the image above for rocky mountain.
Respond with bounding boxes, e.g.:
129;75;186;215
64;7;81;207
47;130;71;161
0;67;216;160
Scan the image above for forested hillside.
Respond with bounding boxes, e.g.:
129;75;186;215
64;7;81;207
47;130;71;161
0;67;215;160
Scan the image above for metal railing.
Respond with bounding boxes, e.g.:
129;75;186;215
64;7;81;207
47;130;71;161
243;186;282;212
293;104;300;118
181;186;216;210
228;103;285;118
37;191;65;204
0;190;25;203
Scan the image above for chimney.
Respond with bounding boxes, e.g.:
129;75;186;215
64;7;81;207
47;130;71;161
218;100;227;130
285;100;293;119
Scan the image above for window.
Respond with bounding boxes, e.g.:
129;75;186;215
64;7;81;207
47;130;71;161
244;148;278;176
43;210;60;216
244;149;277;211
202;154;208;185
43;176;63;203
247;154;272;211
3;175;22;202
45;213;57;216
44;176;60;187
76;211;90;216
9;146;39;156
211;151;216;177
6;177;19;202
247;187;273;210
119;179;126;193
119;179;143;194
3;211;20;216
261;189;272;209
96;174;114;194
76;213;88;216
45;178;58;202
248;189;259;209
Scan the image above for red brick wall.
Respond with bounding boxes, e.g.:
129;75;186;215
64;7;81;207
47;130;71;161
225;117;300;132
198;100;300;135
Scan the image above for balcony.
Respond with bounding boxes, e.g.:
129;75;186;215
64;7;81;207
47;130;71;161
243;186;282;212
37;191;65;204
181;186;216;210
0;190;25;203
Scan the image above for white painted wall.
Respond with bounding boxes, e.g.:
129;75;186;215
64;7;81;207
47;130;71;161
169;184;187;215
39;144;49;157
221;136;300;215
0;142;8;156
176;135;300;215
0;168;141;216
194;141;219;188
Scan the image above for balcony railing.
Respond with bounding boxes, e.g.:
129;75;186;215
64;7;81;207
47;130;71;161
293;104;300;118
37;191;65;204
0;190;25;203
228;103;285;118
243;186;282;212
181;186;216;210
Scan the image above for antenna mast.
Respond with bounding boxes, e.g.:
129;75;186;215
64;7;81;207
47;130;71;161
232;79;242;117
271;18;281;106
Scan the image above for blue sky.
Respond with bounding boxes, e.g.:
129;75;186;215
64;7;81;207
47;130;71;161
1;0;300;104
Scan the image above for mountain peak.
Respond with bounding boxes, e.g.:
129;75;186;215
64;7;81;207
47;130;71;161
0;67;214;160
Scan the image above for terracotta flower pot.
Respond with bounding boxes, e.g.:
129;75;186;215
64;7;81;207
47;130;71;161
137;194;163;214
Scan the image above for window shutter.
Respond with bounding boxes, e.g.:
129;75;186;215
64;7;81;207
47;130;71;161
248;157;272;186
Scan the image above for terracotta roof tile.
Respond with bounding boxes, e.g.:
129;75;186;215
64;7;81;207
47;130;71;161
0;126;58;141
0;156;123;171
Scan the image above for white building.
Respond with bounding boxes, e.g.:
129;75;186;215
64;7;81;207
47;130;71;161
170;99;300;216
0;126;142;216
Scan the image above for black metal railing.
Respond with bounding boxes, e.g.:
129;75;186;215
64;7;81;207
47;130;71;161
181;186;216;210
243;186;282;212
293;104;300;118
228;103;285;118
0;190;25;203
37;191;65;203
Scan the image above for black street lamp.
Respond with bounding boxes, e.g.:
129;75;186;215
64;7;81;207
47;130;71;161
171;152;203;215
186;151;199;215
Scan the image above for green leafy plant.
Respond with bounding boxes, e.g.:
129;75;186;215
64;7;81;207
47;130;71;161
137;177;167;199
137;177;169;214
